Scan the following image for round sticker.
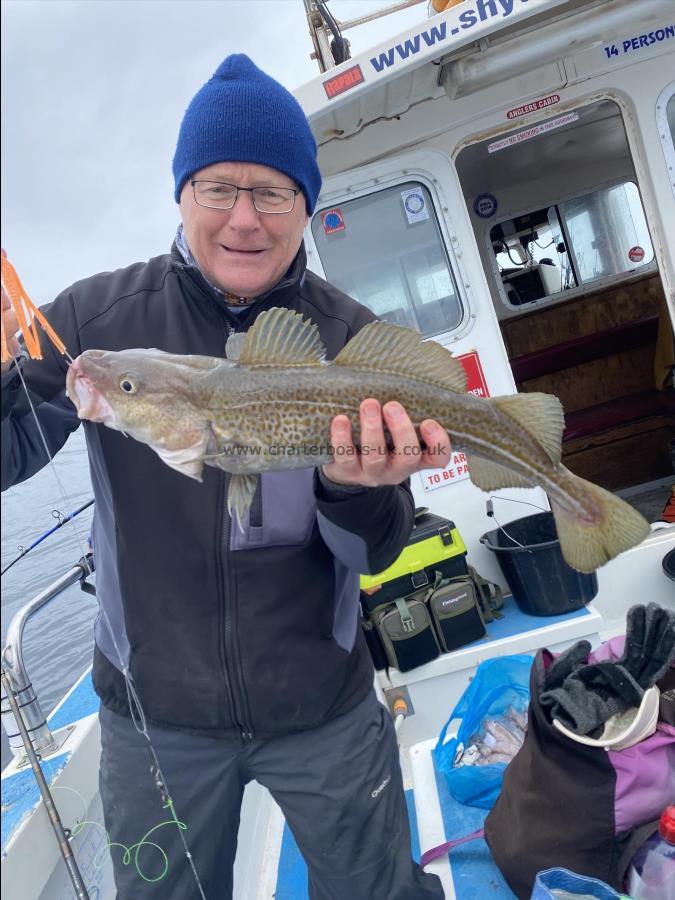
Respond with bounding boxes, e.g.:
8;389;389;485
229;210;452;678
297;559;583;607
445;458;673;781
474;193;498;219
628;245;645;263
404;192;425;215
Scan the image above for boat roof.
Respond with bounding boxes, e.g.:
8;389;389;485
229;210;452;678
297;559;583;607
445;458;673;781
294;0;622;146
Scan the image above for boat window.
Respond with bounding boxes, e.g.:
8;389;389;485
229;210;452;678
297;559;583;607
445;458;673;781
656;83;675;201
489;181;654;309
311;182;462;337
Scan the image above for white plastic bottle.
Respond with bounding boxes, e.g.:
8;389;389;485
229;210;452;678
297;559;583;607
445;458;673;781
627;805;675;900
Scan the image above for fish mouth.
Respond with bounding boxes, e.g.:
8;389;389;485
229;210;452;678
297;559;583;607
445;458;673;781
66;357;115;425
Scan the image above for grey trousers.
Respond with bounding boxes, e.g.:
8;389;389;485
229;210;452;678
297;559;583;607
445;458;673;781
99;690;444;900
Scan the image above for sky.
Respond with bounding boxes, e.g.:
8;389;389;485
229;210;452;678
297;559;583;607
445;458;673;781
1;0;429;304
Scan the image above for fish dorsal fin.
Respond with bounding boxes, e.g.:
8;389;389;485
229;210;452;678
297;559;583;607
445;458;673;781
493;392;565;465
237;307;325;367
225;332;246;362
333;322;467;393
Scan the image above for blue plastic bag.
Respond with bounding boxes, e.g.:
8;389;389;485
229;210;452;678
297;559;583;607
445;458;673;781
433;654;532;809
531;867;630;899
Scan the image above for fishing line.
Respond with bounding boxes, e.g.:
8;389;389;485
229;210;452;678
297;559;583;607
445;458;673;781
10;350;93;577
45;764;189;884
8;347;208;898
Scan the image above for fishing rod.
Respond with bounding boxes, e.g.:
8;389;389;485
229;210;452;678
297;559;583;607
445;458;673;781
1;666;91;899
1;499;94;576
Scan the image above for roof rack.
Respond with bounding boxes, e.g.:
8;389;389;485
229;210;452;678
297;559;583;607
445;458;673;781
303;0;427;72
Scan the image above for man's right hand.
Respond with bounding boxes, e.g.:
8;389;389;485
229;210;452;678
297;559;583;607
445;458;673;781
1;248;21;372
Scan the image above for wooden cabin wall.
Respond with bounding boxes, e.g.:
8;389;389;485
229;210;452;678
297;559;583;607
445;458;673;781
500;273;674;491
501;273;663;410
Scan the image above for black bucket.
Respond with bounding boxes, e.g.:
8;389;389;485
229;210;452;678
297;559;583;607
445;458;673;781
480;511;598;616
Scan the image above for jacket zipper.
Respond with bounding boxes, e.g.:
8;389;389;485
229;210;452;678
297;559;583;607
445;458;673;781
221;475;255;740
220;324;256;741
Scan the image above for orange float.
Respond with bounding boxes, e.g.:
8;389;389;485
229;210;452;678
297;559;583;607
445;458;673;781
431;0;466;12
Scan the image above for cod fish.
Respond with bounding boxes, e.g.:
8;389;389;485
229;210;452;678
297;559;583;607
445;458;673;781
66;307;650;572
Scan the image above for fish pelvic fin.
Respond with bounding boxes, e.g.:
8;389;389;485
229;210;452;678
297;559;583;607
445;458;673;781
236;308;326;367
493;393;565;465
550;469;650;572
334;322;467;393
227;473;259;532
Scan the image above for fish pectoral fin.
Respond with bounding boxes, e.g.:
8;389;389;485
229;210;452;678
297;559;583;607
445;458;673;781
236;307;326;367
333;321;467;392
492;393;565;465
466;453;535;492
155;444;207;482
227;473;259;530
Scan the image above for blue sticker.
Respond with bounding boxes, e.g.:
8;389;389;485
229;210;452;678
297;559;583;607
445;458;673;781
321;208;346;235
474;193;498;219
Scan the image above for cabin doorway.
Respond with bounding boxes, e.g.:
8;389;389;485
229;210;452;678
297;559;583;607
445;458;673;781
456;98;675;522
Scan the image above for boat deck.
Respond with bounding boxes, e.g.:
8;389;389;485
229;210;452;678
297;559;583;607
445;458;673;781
266;739;514;900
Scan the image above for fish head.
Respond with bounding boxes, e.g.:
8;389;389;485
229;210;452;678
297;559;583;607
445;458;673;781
67;348;225;480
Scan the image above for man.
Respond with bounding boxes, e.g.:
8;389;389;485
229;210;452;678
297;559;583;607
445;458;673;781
1;55;448;899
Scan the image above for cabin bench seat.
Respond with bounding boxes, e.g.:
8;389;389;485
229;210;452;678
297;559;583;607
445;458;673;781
507;306;674;490
509;315;658;383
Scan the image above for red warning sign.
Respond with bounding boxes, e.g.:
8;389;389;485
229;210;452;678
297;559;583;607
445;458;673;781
457;350;490;397
321;208;345;235
628;245;645;263
420;350;489;493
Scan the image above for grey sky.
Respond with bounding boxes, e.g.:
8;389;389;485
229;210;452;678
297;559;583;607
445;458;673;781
1;0;426;304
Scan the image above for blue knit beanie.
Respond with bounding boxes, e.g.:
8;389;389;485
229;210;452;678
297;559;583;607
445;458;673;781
172;54;321;214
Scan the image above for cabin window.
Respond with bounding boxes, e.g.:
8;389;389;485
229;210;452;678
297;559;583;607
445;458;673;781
490;181;654;309
311;182;462;337
657;84;675;201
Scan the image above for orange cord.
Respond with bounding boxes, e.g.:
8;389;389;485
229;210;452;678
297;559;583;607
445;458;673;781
1;256;68;363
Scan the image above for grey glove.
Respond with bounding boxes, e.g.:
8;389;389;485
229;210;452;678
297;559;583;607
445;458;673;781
541;603;675;736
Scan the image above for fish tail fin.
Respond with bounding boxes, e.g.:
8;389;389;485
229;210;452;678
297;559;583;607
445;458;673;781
550;468;650;573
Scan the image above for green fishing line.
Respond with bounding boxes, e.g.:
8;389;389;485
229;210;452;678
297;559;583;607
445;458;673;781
49;769;188;883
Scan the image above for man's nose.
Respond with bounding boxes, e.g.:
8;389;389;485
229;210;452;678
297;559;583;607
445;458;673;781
227;190;260;228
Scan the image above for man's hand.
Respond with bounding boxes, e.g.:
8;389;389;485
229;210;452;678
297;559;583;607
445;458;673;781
1;248;21;371
321;399;452;488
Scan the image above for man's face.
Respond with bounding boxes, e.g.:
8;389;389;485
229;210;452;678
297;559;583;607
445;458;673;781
179;161;309;298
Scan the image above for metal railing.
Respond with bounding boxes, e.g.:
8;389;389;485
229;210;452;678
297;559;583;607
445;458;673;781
1;556;95;759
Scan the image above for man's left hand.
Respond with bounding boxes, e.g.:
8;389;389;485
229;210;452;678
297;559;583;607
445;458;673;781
321;399;452;488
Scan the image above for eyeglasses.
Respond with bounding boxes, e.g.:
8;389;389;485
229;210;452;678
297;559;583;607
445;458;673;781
190;179;299;214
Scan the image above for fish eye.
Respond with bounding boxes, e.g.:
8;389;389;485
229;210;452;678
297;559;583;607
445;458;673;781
119;376;137;395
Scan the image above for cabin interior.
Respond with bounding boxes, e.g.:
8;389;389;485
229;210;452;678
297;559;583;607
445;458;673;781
456;97;675;519
311;87;674;523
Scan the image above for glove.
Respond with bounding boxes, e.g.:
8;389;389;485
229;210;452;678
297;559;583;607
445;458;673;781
541;604;675;735
542;640;591;693
618;603;675;689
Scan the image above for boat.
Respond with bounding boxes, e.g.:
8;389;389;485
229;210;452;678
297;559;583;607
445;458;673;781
2;1;674;897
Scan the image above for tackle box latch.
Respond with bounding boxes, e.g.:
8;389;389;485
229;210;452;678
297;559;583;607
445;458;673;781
438;526;453;546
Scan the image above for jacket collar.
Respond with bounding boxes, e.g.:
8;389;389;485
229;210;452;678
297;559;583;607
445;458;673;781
170;240;308;330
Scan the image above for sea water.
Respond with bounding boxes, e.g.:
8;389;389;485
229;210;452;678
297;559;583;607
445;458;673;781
1;428;96;769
